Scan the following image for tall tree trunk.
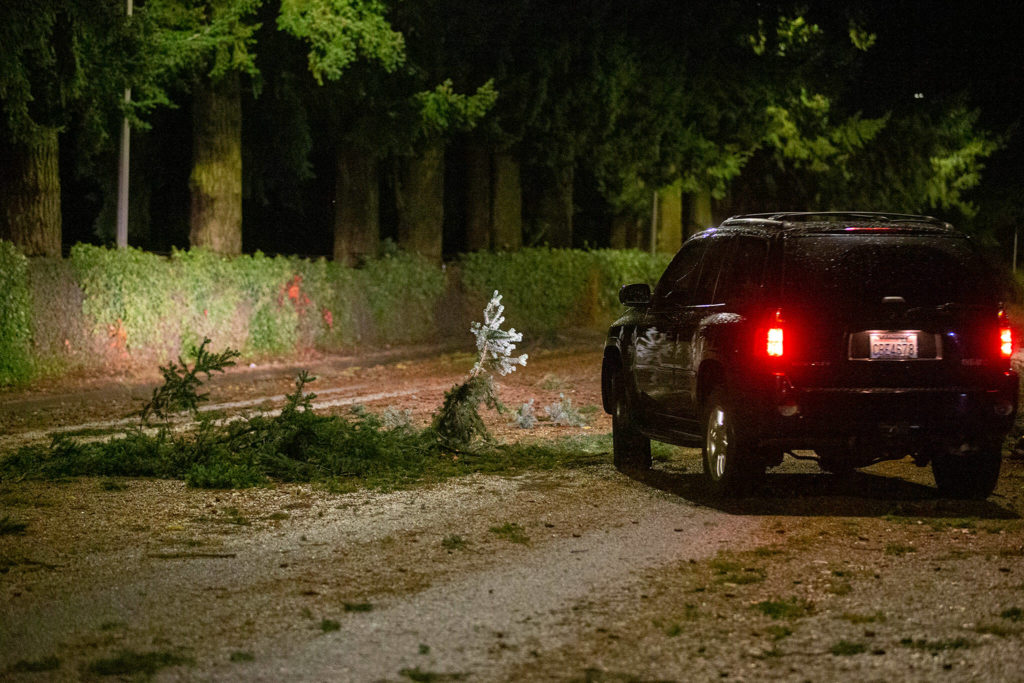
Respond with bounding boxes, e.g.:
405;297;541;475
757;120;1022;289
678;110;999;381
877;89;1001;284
189;73;242;254
491;152;522;251
395;143;444;262
535;165;573;248
684;189;714;242
333;148;379;265
610;214;642;249
654;185;683;253
0;129;61;256
464;145;491;252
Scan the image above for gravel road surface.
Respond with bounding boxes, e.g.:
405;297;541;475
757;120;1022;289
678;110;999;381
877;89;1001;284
3;345;1024;681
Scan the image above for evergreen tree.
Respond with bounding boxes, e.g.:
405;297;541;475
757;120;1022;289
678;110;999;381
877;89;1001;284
0;0;130;255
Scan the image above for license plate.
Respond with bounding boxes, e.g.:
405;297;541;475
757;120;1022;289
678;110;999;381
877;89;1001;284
870;332;918;359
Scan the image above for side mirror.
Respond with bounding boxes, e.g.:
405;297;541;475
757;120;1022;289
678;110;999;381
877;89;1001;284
619;283;652;307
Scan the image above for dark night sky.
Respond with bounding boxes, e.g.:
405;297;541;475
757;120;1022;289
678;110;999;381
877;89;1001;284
835;2;1024;230
854;3;1024;126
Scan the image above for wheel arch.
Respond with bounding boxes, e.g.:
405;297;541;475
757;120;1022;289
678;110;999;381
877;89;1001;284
601;346;623;414
696;359;726;415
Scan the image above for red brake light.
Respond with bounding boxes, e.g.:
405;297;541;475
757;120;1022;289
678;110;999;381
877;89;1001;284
1000;311;1013;359
767;309;784;358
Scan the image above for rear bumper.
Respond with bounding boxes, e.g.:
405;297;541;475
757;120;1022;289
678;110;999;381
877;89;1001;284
740;370;1019;449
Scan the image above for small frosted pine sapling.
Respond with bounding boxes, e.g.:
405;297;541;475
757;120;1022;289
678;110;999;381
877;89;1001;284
513;399;538;429
468;292;528;379
544;393;587;427
380;406;414;430
434;291;528;448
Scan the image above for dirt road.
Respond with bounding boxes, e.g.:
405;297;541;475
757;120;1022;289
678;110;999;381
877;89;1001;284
3;343;1024;681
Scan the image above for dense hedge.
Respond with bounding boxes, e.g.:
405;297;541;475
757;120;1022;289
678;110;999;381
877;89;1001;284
0;241;33;385
0;241;670;385
459;247;670;336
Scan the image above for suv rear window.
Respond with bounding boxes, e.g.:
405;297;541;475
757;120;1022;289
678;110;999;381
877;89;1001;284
782;234;994;308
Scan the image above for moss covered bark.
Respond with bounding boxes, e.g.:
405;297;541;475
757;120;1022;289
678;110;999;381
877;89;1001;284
654;186;683;253
395;144;444;262
492;153;523;251
0;130;61;257
189;73;243;255
333;148;380;266
533;165;573;248
464;145;491;252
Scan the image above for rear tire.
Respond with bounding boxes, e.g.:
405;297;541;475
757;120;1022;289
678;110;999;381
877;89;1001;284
931;440;1002;499
702;388;763;496
611;370;651;472
816;447;858;476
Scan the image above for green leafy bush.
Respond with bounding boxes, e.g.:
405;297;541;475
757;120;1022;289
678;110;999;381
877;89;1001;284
26;257;89;377
459;248;670;337
71;244;180;357
0;240;33;385
459;248;593;336
359;251;445;344
16;245;669;378
169;248;250;354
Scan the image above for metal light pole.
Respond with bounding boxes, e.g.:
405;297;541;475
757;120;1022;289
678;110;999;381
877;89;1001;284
649;190;658;254
115;0;133;249
1014;228;1019;273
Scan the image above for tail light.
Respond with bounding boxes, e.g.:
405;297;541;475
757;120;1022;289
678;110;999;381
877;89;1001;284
1000;310;1013;359
766;309;785;358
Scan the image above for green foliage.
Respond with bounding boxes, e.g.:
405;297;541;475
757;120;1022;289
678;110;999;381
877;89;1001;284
0;352;612;490
359;251;445;343
65;245;444;363
10;656;61;673
343;602;373;612
299;257;360;348
414;79;498;141
441;534;468;550
899;637;973;652
762;91;888;173
754;598;813;620
924;106;1002;218
86;650;193;677
830;640;867;656
277;0;405;84
1001;607;1023;622
0;241;33;385
0;0;127;146
460;248;591;335
141;338;240;421
432;375;500;450
24;257;89;378
460;248;670;337
0;514;28;536
142;0;261;83
543;394;588;427
23;246;662;375
168;248;249;352
489;522;530;545
71;244;179;355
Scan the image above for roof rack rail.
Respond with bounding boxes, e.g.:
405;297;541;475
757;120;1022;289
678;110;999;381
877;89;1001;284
721;211;954;231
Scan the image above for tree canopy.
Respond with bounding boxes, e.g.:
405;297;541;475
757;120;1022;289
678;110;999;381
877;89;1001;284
0;0;1017;258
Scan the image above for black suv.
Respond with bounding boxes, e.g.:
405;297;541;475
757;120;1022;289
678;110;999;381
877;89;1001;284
601;212;1019;498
